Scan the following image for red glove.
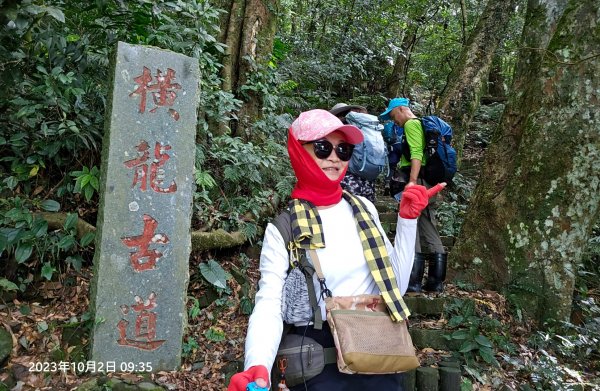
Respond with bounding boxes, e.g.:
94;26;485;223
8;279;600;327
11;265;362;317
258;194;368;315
228;365;269;391
399;183;446;219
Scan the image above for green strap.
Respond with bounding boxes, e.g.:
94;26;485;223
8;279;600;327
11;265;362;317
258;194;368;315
298;251;323;330
324;347;337;364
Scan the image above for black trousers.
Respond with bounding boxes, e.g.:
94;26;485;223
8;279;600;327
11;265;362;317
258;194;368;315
287;322;405;391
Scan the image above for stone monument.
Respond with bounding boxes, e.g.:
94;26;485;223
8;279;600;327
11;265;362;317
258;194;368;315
90;41;199;371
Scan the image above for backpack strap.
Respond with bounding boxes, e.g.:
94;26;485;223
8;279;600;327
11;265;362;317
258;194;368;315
271;210;324;330
272;210;292;246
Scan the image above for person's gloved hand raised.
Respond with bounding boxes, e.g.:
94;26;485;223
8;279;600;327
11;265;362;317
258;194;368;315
228;365;269;391
399;183;446;219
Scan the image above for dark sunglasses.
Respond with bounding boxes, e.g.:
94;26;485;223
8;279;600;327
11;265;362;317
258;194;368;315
303;139;355;161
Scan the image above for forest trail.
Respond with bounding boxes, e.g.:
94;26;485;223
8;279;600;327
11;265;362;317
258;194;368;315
0;106;496;391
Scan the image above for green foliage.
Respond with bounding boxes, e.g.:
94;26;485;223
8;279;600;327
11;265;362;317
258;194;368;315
437;172;476;237
239;56;282;115
204;326;226;342
1;196;50;264
70;166;100;201
193;136;294;238
275;0;472;108
579;223;600;295
188;297;202;320
524;297;600;382
1;3;104;198
0;278;18;292
0;4;576;390
471;103;506;148
199;259;232;291
505;271;546;324
501;348;591;390
444;298;516;382
0;0;228;197
453;279;478;292
182;336;200;357
233;253;255;315
0;196;94;287
408;8;463;99
239;296;253;315
41;262;57;280
0;0;232;290
437;199;466;237
277;0;397;106
194;169;217;193
460;378;473;391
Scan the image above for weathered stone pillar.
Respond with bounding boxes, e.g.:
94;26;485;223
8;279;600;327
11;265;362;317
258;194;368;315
90;42;199;371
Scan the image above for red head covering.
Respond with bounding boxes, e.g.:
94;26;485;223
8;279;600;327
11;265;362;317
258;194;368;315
287;109;363;206
288;129;348;206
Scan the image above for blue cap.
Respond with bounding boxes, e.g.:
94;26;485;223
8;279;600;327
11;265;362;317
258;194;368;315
380;98;410;121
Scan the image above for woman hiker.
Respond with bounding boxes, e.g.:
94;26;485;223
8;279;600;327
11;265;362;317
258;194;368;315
228;109;445;391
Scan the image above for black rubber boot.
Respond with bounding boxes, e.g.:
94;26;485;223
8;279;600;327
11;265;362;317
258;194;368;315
406;253;426;293
423;253;447;293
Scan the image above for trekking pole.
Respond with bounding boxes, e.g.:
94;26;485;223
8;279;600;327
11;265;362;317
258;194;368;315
277;357;290;391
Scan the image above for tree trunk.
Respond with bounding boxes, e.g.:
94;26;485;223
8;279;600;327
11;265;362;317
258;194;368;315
437;0;520;162
451;0;600;325
235;0;278;137
214;0;279;137
217;0;246;136
317;14;329;50
460;0;467;45
290;0;302;35
486;50;506;99
307;0;321;47
386;25;417;98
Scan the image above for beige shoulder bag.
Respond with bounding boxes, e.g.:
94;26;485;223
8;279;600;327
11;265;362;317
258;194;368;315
309;249;420;375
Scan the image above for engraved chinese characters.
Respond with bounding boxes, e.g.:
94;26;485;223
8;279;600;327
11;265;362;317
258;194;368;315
130;66;182;120
90;42;199;371
121;214;170;272
124;141;178;193
117;292;165;350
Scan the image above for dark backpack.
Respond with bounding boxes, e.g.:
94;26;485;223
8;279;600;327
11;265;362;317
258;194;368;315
402;115;457;185
382;122;404;145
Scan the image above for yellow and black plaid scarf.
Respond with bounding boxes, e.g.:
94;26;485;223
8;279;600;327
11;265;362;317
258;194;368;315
288;191;411;322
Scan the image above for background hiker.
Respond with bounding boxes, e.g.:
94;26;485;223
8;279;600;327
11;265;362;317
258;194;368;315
228;109;444;391
329;103;387;202
380;98;448;293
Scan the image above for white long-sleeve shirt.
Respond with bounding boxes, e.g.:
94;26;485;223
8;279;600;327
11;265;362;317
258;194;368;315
244;196;417;373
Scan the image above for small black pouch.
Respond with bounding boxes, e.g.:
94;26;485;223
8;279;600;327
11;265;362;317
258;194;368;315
271;333;326;388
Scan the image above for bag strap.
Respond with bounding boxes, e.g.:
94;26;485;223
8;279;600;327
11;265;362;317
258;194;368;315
308;249;324;278
308;249;332;300
272;210;323;330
